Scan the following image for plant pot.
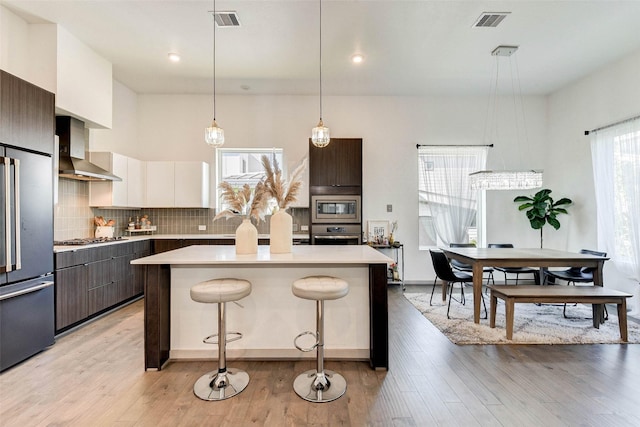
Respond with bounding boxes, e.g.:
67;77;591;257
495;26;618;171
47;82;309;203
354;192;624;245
270;209;292;254
235;219;258;254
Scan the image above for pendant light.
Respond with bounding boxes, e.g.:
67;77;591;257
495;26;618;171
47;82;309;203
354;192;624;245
205;0;224;147
469;45;542;190
311;0;330;148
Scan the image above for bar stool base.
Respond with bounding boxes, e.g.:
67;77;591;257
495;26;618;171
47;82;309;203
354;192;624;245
193;368;249;401
293;369;346;403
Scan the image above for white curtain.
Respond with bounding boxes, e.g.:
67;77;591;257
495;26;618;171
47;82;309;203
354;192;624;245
418;146;488;246
591;119;640;283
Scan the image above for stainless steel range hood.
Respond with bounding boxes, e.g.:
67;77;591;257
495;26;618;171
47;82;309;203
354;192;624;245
56;116;121;181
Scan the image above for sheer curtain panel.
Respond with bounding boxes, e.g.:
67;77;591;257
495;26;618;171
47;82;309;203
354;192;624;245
418;146;488;247
591;119;640;284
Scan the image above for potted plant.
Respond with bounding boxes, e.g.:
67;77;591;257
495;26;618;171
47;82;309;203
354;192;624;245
513;188;572;248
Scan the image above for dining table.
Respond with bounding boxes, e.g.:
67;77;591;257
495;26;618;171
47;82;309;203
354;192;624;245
441;247;609;324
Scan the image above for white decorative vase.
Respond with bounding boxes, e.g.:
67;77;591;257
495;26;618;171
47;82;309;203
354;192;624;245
235;218;258;254
270;209;292;254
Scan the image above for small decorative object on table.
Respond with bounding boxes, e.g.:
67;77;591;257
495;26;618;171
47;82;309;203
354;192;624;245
215;181;269;254
389;220;398;244
367;220;389;245
261;155;306;254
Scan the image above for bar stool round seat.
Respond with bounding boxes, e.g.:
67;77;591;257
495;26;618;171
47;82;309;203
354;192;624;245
292;276;349;403
190;278;251;401
292;276;349;301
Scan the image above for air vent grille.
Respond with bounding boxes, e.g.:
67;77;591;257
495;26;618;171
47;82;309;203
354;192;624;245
473;12;510;28
212;11;240;27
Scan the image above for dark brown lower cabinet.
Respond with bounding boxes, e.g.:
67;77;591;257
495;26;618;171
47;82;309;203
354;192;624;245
54;240;151;333
55;265;88;330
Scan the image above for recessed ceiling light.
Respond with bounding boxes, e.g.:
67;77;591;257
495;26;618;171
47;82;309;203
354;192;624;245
168;53;181;62
351;54;364;64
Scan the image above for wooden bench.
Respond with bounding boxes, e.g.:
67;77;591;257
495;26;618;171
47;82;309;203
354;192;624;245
487;285;632;341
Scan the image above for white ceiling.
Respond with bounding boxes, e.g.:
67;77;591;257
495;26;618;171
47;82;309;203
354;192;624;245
5;0;640;96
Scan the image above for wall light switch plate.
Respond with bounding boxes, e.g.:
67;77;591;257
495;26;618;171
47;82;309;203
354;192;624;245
198;225;206;231
301;225;309;231
387;204;393;212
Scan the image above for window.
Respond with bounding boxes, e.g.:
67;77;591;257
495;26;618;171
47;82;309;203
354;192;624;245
216;148;283;211
417;146;487;249
591;120;640;280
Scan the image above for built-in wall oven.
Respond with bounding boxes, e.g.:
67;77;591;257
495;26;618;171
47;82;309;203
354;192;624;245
311;224;362;245
310;195;362;245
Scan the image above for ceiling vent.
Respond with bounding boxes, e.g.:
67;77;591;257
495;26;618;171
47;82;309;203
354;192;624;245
473;12;510;28
212;11;241;27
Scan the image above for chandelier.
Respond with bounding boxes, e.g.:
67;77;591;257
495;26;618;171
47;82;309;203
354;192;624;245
469;45;542;190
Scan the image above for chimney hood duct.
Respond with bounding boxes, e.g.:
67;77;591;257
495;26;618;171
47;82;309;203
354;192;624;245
56;116;121;181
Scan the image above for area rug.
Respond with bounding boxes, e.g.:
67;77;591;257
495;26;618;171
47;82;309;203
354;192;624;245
404;290;640;344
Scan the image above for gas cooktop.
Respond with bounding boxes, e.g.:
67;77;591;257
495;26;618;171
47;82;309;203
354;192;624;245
54;237;127;246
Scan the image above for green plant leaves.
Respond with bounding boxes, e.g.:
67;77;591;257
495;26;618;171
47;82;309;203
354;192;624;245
513;188;573;244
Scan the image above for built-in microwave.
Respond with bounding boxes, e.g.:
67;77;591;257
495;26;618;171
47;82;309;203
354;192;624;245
311;195;361;224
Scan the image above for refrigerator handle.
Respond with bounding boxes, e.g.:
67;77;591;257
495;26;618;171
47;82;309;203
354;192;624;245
3;157;11;272
13;158;21;270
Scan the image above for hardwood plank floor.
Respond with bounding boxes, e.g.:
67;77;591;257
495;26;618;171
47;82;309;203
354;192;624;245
2;285;640;426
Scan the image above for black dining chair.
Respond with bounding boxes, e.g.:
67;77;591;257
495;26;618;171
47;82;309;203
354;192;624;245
488;243;540;285
429;249;487;319
449;243;495;290
545;249;608;318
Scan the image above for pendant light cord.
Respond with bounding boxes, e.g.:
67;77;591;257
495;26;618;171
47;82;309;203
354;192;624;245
212;0;217;121
319;0;323;122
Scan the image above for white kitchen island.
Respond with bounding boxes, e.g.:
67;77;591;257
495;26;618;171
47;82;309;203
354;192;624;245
131;245;393;371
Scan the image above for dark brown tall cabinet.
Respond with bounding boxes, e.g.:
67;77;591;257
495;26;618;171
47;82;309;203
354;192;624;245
0;70;55;155
308;138;362;192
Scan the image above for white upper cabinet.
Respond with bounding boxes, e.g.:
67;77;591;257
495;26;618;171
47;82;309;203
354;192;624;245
146;161;210;208
127;157;146;207
175;161;210;208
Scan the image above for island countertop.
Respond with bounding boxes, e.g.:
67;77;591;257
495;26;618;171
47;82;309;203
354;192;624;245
131;244;393;266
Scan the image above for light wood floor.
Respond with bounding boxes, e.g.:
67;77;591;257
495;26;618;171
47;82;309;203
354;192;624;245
2;285;640;426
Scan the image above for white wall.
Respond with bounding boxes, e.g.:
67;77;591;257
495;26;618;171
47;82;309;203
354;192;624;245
0;6;56;92
135;92;548;281
56;25;113;128
91;80;140;157
547;47;640;313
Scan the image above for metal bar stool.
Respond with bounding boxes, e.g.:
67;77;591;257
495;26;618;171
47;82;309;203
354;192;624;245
190;278;251;401
292;275;349;403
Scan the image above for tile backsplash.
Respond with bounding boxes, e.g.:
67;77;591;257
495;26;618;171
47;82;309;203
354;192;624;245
54;178;309;240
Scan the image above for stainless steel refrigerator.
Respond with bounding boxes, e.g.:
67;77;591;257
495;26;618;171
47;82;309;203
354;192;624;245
0;144;55;371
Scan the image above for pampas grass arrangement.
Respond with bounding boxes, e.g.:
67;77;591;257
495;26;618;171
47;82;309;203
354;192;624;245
261;155;306;210
214;181;270;222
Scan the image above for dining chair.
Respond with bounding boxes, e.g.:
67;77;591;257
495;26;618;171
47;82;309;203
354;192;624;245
429;249;487;319
488;243;540;285
449;243;495;290
545;249;608;318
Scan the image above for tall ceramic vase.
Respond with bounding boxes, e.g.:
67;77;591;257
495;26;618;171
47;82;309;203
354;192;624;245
270;208;292;253
235;218;258;254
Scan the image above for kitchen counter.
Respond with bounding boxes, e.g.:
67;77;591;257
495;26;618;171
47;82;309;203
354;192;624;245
53;233;310;252
131;245;392;371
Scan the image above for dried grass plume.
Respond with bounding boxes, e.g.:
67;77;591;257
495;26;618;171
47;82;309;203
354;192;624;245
261;155;306;210
214;181;269;222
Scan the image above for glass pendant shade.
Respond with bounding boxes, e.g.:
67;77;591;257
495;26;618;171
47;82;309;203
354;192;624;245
311;119;330;148
204;119;225;148
469;170;543;190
